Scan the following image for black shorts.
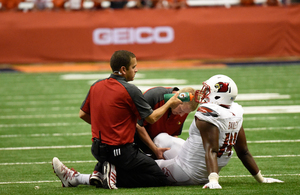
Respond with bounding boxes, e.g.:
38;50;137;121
91;141;168;188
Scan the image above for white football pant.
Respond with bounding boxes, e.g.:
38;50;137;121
153;133;185;160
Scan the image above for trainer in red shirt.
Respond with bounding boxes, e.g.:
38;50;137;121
79;50;182;188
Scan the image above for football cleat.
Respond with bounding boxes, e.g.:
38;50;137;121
90;171;103;188
102;161;118;189
52;157;79;187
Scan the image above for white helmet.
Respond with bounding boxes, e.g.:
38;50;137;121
195;75;238;106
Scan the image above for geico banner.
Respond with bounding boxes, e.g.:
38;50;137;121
0;6;300;63
93;26;174;45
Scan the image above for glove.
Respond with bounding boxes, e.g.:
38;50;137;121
203;172;222;189
262;178;284;183
253;171;284;183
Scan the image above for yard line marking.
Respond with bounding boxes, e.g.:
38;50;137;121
241;100;300;106
3;129;299;138
2;99;80;106
0;145;91;151
220;173;299;178
0;132;91;138
0;113;77;119
252;155;300;158
0;122;86;128
0;106;79;113
0;94;84;100
235;93;290;101
2;105;300;114
244;126;300;131
243;105;300;114
2;124;297;130
2;113;299;120
1;155;299;166
247;140;300;143
182;126;300;133
0;160;97;166
232;154;300;159
1;140;299;151
0;180;61;185
244;116;300;121
1;173;298;185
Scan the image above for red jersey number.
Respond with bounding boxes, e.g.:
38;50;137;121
218;132;238;158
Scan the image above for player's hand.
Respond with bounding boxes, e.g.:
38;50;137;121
253;171;284;183
203;182;222;189
155;147;170;159
262;178;284;183
168;92;183;109
203;172;222;189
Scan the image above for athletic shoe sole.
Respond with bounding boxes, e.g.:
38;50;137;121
102;161;118;189
90;175;103;188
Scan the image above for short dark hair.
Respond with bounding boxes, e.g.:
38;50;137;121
110;50;136;72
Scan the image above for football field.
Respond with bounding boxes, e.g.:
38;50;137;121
0;63;299;194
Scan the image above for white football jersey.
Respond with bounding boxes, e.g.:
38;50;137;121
176;102;244;184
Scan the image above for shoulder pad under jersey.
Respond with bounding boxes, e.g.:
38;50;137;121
197;106;219;117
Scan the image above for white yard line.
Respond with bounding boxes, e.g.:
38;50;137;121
235;93;290;101
244;116;300;121
0;113;77;119
0;106;78;113
243;105;300;114
0;180;61;185
1;113;300;120
0;139;299;151
0;160;97;166
244;126;300;131
0;132;90;138
3;127;299;138
2;100;80;106
182;126;300;133
247;140;300;143
0;145;91;151
1;155;299;166
220;173;300;178
0;173;298;185
0;122;86;128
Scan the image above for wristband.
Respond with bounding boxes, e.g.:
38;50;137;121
208;172;219;183
253;170;264;183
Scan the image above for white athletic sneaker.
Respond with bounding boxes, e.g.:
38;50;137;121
90;171;103;188
102;161;118;189
52;157;79;187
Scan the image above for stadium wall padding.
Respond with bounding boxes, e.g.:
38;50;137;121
1;5;300;63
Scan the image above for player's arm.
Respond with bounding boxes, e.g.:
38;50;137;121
145;92;182;124
234;126;260;175
234;126;283;183
79;109;91;124
136;124;169;159
196;118;222;189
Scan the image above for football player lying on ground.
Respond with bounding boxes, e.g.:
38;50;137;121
154;74;283;189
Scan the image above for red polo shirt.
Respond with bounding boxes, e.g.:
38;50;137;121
81;74;153;146
138;87;188;139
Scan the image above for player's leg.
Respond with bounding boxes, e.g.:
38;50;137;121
52;157;91;187
153;133;185;159
155;158;192;185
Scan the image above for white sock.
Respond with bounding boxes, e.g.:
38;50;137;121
77;174;91;185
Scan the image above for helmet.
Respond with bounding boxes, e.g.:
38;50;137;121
195;75;238;106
